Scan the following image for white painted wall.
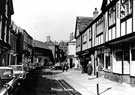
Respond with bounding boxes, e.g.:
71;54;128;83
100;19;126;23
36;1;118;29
68;43;76;55
112;53;122;74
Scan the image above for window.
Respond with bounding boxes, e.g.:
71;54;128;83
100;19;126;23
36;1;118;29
108;6;116;27
89;27;92;40
116;51;122;61
4;20;7;42
105;53;110;69
131;49;135;61
124;50;129;61
76;37;80;47
83;33;87;44
121;0;132;19
96;17;104;35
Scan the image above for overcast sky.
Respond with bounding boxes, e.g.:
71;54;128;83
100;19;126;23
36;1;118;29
12;0;103;42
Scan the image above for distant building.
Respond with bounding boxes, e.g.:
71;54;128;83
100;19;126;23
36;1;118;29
67;37;80;69
45;36;56;63
33;39;53;66
59;40;68;62
17;28;33;65
74;16;93;73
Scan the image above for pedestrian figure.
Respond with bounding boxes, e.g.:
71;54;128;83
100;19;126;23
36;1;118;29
87;61;93;75
62;60;68;72
64;61;68;71
62;62;65;72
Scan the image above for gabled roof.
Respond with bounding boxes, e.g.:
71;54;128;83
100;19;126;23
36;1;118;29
74;16;93;38
101;0;119;12
45;40;56;46
33;39;50;50
101;0;107;11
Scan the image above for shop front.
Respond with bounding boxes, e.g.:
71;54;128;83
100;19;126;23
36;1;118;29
130;40;135;86
103;42;130;83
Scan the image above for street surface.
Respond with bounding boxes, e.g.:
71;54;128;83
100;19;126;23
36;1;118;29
14;67;81;95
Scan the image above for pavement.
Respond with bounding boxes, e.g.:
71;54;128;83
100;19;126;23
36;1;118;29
54;68;135;95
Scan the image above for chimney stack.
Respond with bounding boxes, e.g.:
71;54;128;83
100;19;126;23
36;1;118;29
93;8;99;19
70;32;74;41
47;36;50;41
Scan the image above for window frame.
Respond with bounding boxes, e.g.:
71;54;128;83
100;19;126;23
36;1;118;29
120;0;132;21
108;5;116;28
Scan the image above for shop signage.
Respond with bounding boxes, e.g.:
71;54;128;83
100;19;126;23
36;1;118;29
104;48;110;53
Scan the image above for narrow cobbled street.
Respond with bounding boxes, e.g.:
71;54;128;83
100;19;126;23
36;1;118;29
15;67;81;95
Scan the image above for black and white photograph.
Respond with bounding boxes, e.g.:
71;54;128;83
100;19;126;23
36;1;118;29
0;0;135;95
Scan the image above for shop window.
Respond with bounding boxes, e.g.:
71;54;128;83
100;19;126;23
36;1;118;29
124;50;129;61
116;51;122;61
131;49;135;61
105;54;110;69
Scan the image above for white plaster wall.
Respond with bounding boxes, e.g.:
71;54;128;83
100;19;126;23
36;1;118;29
68;44;76;55
123;61;130;74
130;61;135;76
112;53;122;74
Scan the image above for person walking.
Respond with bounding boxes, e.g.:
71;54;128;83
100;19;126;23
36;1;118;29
62;60;68;72
64;61;68;71
62;62;65;72
87;61;93;75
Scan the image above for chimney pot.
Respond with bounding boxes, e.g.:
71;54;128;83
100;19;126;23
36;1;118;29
93;8;99;19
